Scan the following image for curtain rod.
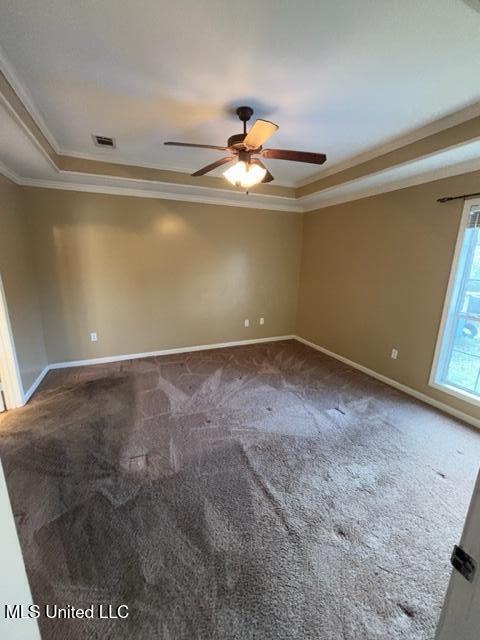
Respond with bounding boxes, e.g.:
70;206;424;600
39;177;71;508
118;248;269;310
437;191;480;203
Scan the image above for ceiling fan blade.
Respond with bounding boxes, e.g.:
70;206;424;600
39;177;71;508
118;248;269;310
252;158;274;183
262;148;327;165
243;119;279;150
191;156;235;177
164;141;228;151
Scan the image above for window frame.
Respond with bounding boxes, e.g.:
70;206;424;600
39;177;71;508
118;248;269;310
430;197;480;407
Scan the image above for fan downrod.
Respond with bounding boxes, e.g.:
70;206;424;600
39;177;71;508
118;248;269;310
228;106;254;147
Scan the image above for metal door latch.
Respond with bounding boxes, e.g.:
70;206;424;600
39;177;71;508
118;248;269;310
451;545;476;583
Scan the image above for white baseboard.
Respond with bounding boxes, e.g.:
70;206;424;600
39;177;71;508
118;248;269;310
22;366;49;404
21;335;480;430
294;335;480;430
49;335;296;370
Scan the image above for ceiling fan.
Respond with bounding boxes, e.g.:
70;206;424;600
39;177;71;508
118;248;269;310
164;106;327;189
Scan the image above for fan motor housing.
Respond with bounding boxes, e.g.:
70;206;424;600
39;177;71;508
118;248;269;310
227;133;262;153
227;133;247;149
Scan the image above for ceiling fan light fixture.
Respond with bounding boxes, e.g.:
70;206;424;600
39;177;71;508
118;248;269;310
165;105;327;184
223;160;266;188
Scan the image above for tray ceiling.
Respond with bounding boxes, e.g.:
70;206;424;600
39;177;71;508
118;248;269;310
1;0;480;188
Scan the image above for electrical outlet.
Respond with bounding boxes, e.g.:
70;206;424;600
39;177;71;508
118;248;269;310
391;348;398;360
244;319;250;328
90;332;98;342
259;317;265;325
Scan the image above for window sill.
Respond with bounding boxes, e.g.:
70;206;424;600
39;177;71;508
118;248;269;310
429;379;480;409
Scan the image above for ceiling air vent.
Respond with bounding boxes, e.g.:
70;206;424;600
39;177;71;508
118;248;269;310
92;134;116;149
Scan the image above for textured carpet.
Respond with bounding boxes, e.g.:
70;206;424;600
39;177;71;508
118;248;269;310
0;339;479;640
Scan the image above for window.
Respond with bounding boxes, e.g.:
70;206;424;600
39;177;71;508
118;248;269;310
431;199;480;404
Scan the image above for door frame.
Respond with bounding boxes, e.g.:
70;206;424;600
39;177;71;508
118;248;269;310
0;274;24;409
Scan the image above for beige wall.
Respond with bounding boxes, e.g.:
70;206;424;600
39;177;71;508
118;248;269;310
23;188;303;363
8;166;480;423
0;177;47;392
297;169;480;422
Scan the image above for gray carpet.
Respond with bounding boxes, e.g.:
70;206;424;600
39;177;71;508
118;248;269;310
0;339;479;640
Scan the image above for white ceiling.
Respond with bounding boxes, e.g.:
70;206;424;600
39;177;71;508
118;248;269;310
1;0;480;186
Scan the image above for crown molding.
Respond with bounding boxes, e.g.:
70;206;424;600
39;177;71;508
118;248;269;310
0;43;59;153
299;155;480;211
17;173;303;212
295;100;480;188
0;84;59;176
2;152;480;214
0;161;21;184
